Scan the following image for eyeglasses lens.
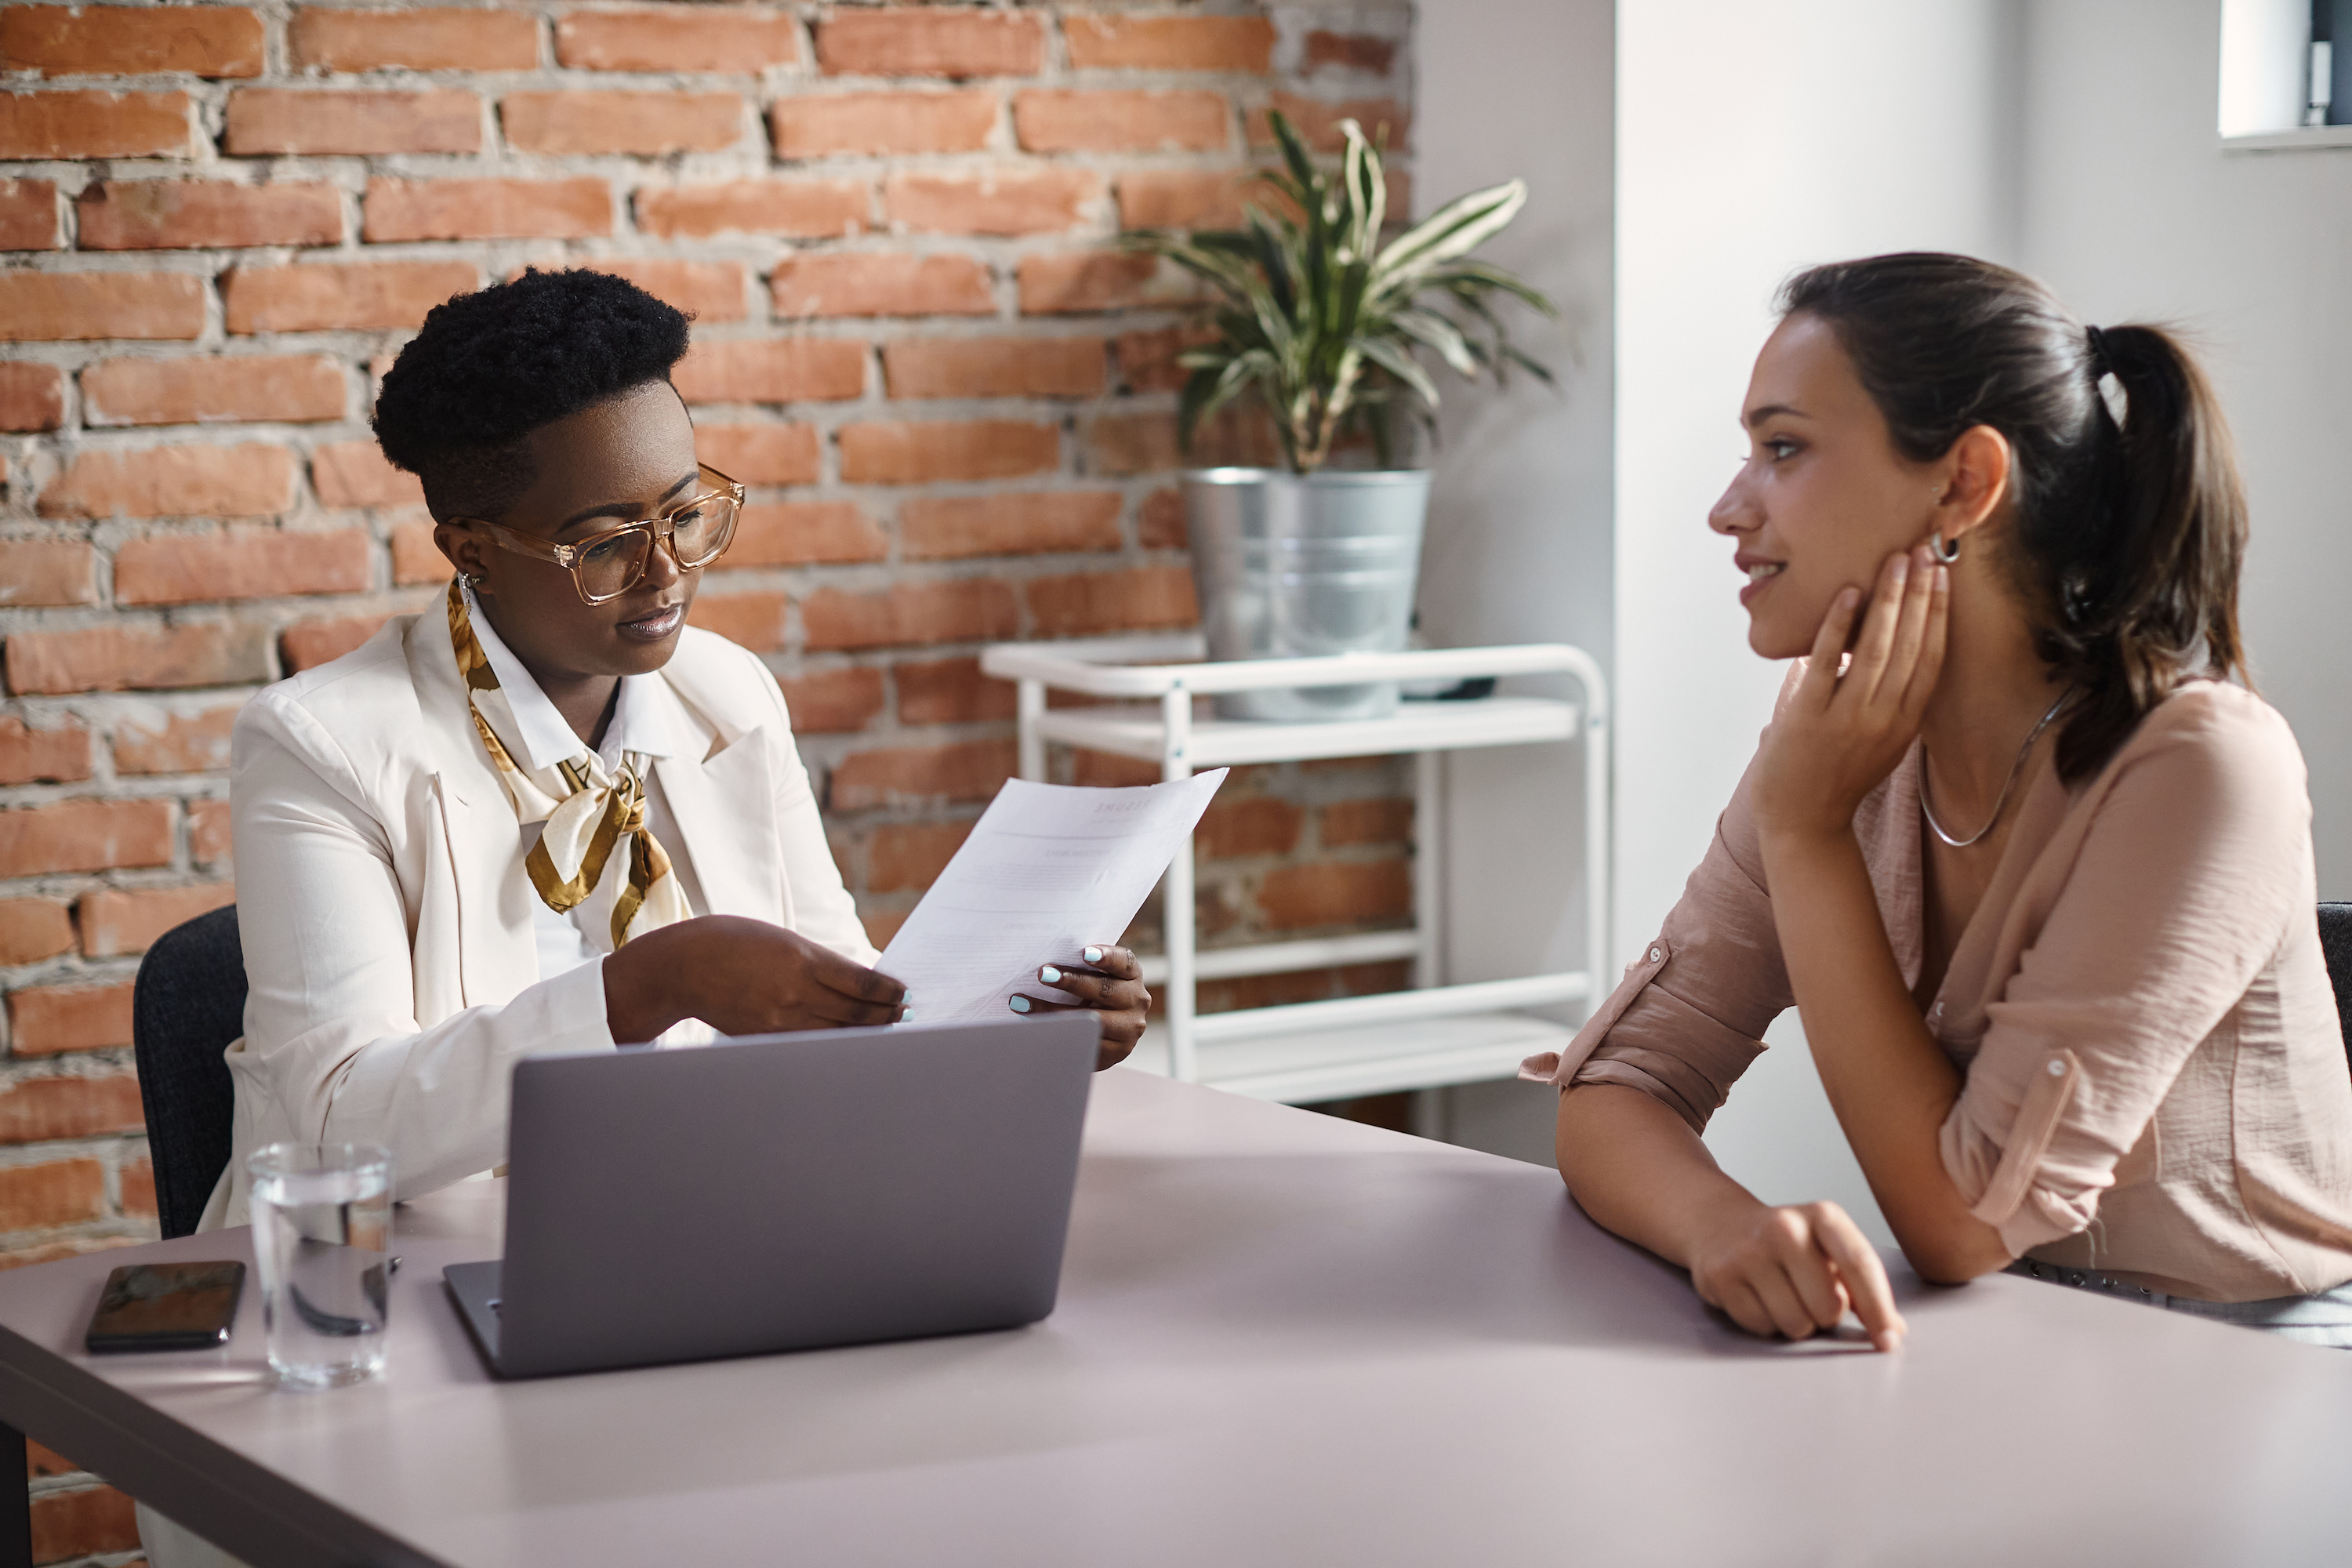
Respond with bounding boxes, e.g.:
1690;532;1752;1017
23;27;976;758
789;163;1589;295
573;494;738;600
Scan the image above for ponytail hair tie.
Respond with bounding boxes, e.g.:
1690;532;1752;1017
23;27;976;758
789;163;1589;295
2085;324;2111;377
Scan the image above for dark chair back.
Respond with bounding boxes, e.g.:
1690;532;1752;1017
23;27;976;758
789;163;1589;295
132;906;246;1239
2322;904;2352;1076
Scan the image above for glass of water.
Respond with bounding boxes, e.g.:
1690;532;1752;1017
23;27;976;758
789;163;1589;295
245;1142;392;1390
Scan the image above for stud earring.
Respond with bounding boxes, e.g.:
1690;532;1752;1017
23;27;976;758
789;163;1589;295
1929;532;1961;564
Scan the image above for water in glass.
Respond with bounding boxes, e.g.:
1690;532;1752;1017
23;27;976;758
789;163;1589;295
246;1143;392;1389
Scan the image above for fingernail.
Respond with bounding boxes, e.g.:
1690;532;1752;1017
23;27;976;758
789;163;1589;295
1040;966;1062;984
1083;946;1105;964
1889;555;1909;584
1008;995;1032;1014
898;1009;914;1024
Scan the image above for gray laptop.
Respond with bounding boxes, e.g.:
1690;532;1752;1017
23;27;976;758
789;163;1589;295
445;1014;1098;1379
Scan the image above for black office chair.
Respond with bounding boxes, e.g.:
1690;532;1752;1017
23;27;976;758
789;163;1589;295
132;906;245;1240
2323;903;2352;1076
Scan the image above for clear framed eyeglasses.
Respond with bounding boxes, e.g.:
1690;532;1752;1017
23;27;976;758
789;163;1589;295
458;463;745;604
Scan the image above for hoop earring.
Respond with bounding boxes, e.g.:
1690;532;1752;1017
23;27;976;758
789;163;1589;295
1929;532;1961;564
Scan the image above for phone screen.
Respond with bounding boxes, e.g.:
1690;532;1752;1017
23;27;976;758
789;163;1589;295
85;1261;245;1354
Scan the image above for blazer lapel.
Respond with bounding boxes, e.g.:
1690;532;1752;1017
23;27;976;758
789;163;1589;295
655;736;781;923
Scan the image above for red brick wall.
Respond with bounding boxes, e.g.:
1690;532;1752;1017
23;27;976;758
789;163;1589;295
2;0;1414;1544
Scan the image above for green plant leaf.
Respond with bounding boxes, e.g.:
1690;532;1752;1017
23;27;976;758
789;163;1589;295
1353;334;1439;412
1370;181;1529;300
1391;307;1479;377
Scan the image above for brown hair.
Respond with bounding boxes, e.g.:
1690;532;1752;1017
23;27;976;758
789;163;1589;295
1777;252;2249;783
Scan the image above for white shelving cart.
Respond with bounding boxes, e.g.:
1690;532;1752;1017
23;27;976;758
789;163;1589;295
978;634;1610;1104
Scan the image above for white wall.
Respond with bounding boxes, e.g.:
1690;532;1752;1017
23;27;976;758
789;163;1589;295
1615;0;2024;1238
2016;0;2352;898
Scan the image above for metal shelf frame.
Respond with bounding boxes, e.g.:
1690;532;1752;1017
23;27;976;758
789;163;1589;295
980;635;1611;1100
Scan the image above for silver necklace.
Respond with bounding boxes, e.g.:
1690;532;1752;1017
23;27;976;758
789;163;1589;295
1919;690;2071;850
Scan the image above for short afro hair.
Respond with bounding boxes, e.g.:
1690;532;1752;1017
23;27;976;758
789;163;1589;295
372;268;691;523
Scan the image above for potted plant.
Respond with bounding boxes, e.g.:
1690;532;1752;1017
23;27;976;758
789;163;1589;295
1126;109;1556;720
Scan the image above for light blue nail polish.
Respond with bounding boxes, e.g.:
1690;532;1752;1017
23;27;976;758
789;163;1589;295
1040;966;1062;984
1083;946;1105;964
898;1010;913;1024
1008;995;1032;1014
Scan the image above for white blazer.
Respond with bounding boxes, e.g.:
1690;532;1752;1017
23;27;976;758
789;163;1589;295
204;604;877;1229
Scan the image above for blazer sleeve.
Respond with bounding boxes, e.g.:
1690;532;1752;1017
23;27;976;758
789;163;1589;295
1522;746;1794;1134
230;689;616;1203
1938;694;2315;1258
761;666;880;969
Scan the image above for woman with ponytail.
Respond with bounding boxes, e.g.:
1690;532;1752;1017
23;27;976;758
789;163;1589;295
1530;252;2352;1349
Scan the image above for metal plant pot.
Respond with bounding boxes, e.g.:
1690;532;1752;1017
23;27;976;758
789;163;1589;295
1181;467;1432;722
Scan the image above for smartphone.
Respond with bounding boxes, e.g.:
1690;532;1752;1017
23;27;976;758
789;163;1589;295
85;1261;245;1354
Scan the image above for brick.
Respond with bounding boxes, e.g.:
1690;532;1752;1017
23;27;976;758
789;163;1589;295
901;491;1120;559
0;363;66;432
1018;251;1185;315
1025;564;1198;637
0;89;191;160
861;908;907;949
0;1077;143;1144
724;502;886;568
502;90;745;156
26;1439;81;1479
290;6;539;72
895;655;1014;724
113;705;241;775
815;9;1044;80
0;540;96;608
1014;89;1229;154
363;178;612;243
1322;797;1413;848
884;166;1102;236
771;253;993;320
1;5;263;78
122;1154;156;1218
695;423;822;485
390;517;448;585
1064;15;1275;73
0;178;59;251
224;88;482;156
574;259;745;323
776;666;884;734
82;355;345;427
801;579;1018;651
828;737;1016;811
6;982;133;1055
1116;167;1258;230
837;419;1058;485
1303;31;1399;76
0;717;92;784
672;339;866;405
0;1160;104;1232
636;179;868;241
685;590;786;652
40;445;296;521
223;260;478;335
76;884;234;964
76;180;340;252
1250;93;1410;153
868;820;972;893
557;8;798;73
190;798;231;863
283;612;391;673
0;799;173;877
0;1236;140;1273
1084;408;1280;475
1138;485;1186;549
5;622;273;696
1258;857;1412;931
1072;748;1160;788
1116;325;1217;394
884;336;1104;400
0;272;203;343
0;899;74;967
30;1484;140;1566
771;90;995;158
122;528;363;606
312;441;425;509
1197;797;1302;860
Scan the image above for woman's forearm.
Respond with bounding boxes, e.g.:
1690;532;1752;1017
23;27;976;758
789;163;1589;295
601;920;695;1044
1555;1084;1766;1269
1758;826;2009;1282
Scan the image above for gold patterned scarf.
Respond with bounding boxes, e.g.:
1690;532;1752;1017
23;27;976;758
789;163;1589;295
448;579;690;949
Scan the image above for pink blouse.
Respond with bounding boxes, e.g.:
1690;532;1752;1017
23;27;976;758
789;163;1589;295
1526;678;2352;1303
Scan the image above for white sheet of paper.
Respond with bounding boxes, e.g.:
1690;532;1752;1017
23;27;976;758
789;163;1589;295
877;770;1229;1024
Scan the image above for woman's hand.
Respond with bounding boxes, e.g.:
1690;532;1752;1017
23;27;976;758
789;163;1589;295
1008;945;1149;1070
1751;543;1949;843
604;915;908;1044
1688;1198;1907;1352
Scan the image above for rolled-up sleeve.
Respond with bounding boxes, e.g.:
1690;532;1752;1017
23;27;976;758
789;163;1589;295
1523;759;1794;1134
1939;695;2312;1256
